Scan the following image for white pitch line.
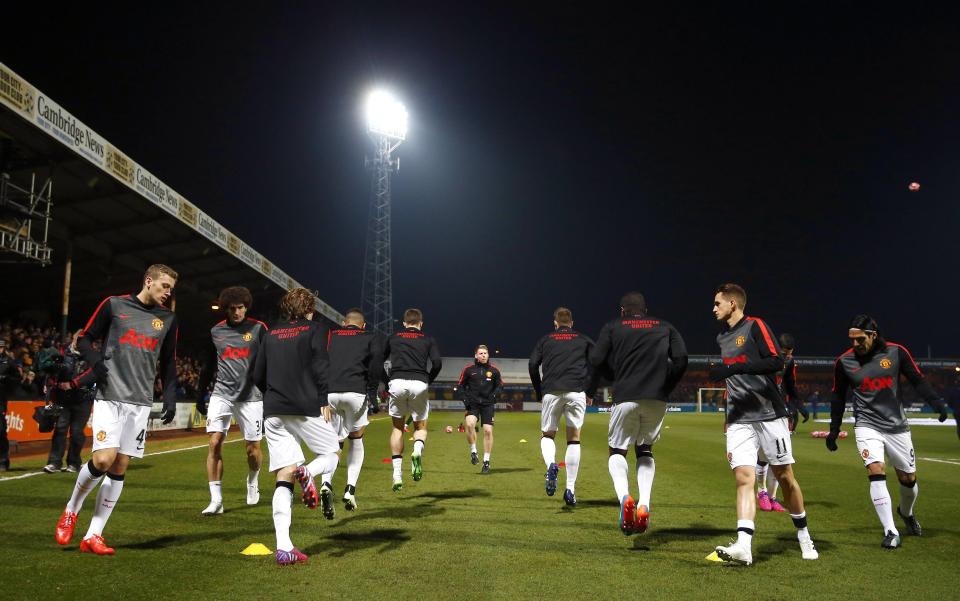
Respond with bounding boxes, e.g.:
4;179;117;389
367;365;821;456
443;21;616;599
0;438;241;483
919;457;960;466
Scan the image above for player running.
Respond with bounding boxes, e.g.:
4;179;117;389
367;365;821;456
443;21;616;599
529;307;598;506
458;345;502;474
589;292;688;534
709;283;818;564
383;308;442;491
756;332;808;513
54;264;179;555
252;288;340;564
825;315;949;549
323;308;384;512
196;286;267;515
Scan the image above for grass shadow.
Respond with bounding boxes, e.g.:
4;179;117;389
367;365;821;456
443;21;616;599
409;488;491;501
480;467;533;474
119;530;236;549
305;528;411;557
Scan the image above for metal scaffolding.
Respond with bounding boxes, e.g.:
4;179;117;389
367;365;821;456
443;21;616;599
361;134;401;335
0;172;53;265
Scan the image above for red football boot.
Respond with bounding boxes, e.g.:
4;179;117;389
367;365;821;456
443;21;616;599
55;510;78;545
79;534;115;555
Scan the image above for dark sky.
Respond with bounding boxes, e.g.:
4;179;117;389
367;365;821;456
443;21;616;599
3;4;959;357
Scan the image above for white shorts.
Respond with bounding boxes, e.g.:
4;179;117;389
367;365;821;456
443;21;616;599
91;400;152;459
205;395;264;441
855;426;916;473
727;418;794;469
264;415;340;472
328;392;369;435
388;379;430;422
607;400;667;450
541;391;586;432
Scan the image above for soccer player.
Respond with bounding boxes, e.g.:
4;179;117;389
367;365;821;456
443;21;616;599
382;308;442;491
252;288;339;565
825;315;949;549
529;307;597;506
195;286;266;515
708;283;818;564
589;292;688;534
54;264;179;555
457;344;503;474
756;332;808;513
323;307;384;512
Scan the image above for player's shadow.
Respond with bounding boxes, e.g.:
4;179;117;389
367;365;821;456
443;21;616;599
752;536;834;562
481;467;532;474
631;524;732;550
801;500;839;508
305;528;411;557
117;530;236;549
572;499;616;508
409;488;491;501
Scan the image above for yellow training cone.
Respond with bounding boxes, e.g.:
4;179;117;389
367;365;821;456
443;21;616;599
519;439;528;443
241;543;272;556
705;551;722;562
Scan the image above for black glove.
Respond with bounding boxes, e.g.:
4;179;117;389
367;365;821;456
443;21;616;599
801;410;810;423
161;408;176;424
367;392;380;414
937;403;948;423
196;396;208;416
93;361;109;382
825;431;839;452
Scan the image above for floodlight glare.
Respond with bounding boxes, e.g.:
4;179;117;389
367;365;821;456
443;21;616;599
366;90;408;140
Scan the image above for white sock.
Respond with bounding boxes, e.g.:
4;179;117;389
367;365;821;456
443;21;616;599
346;438;365;487
635;455;655;507
247;469;260;486
737;519;755;547
565;443;581;492
756;463;767;493
306;453;339;481
540;437;556;467
392;456;402;480
85;474;124;538
608;454;629;501
273;483;294;552
483;452;491;462
66;462;104;514
413;439;425;457
470;442;477;454
209;481;222;504
900;482;918;516
870;478;898;535
767;468;780;498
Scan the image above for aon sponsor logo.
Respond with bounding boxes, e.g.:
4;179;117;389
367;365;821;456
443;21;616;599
118;329;160;351
222;346;250;360
859;376;894;392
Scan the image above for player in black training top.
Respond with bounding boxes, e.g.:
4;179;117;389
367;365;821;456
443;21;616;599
457;344;502;474
590;292;688;535
825;315;949;549
382;308;442;490
252;288;339;565
529;307;598;507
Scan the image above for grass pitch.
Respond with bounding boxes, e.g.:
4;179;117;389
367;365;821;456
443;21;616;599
1;412;958;601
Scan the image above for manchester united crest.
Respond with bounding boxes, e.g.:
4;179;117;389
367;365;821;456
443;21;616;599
486;371;493;378
242;332;253;342
152;318;164;331
879;358;892;369
735;335;746;346
96;430;107;442
861;448;870;460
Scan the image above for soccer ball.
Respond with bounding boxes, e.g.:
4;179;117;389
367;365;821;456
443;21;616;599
445;425;453;433
908;182;920;191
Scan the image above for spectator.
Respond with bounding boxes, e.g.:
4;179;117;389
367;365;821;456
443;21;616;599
43;330;95;473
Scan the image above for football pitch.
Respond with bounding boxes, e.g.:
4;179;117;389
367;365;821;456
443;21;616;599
1;412;958;601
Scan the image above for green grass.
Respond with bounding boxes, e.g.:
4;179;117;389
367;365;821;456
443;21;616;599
1;412;958;600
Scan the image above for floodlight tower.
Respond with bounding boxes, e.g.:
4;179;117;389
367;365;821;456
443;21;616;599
362;90;408;335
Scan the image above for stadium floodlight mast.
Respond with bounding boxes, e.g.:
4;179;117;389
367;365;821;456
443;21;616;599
361;89;407;335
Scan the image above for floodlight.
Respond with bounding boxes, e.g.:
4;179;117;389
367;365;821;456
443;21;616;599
366;90;408;140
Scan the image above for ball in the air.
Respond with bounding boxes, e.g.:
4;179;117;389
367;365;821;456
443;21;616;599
908;182;920;191
445;425;453;433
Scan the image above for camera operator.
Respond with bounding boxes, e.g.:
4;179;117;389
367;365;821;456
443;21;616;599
0;337;13;472
42;330;95;473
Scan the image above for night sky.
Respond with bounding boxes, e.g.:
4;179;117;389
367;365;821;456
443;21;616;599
3;4;959;357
